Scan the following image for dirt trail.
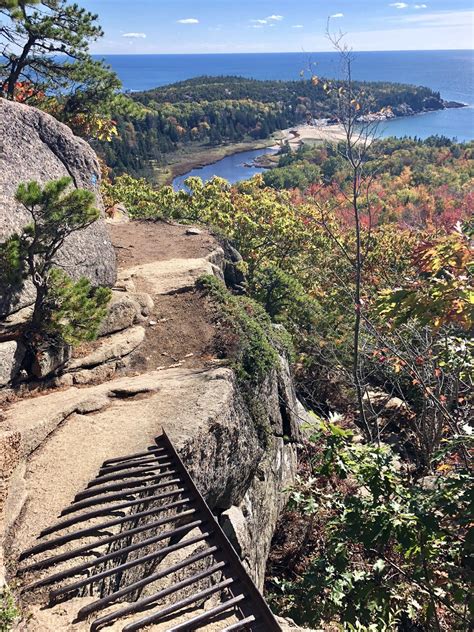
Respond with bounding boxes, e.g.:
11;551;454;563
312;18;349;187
111;221;220;373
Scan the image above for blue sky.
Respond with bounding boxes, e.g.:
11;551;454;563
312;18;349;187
81;1;474;54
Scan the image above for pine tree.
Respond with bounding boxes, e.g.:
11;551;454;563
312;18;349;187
0;1;38;8
0;177;111;349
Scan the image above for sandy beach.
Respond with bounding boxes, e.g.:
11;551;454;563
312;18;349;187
273;123;354;149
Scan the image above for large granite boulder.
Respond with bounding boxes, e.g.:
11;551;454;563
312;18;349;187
0;99;116;318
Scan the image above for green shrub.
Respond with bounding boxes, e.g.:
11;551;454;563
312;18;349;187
0;178;112;359
0;586;19;632
197;274;288;384
268;418;473;631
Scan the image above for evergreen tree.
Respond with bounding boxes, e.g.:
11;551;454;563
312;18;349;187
0;0;38;8
0;177;111;350
1;1;105;97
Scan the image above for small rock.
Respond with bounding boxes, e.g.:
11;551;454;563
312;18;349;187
75;395;110;414
221;506;248;558
131;292;154;317
53;374;74;388
99;292;142;336
68;326;145;371
73;363;117;385
149;320;157;326
186;227;202;235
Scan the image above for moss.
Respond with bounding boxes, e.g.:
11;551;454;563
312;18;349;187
197;274;288;384
198;274;294;449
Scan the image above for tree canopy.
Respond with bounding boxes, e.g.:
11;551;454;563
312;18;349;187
0;0;144;140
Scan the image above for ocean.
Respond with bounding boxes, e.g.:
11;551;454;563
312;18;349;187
97;50;474;141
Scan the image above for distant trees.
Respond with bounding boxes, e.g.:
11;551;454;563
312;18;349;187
98;76;443;178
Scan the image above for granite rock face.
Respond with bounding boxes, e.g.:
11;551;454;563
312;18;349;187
0;99;116;317
0;341;25;386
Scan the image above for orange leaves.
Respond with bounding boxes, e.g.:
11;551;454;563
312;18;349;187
2;80;46;104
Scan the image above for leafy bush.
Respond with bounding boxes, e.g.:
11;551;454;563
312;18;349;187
102;173;180;219
268;418;473;631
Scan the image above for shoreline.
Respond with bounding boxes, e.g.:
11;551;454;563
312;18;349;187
158;104;472;186
155;136;283;186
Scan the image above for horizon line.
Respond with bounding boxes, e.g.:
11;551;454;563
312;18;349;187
91;48;474;56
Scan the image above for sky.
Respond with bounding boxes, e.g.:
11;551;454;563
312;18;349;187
81;1;474;55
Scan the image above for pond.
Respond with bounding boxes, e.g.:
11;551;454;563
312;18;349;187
172;147;278;191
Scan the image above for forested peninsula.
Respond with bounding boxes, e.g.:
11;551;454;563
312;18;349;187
97;75;459;180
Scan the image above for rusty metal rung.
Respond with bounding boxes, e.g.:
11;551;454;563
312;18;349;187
88;463;172;486
91;563;230;632
120;577;237;632
75;542;219;619
38;488;187;538
222;616;257;631
102;446;165;466
37;498;192;553
61;477;182;515
24;517;204;590
167;594;247;631
73;467;177;500
99;454;171;474
19;431;282;631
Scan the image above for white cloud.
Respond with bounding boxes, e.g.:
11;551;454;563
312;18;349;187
394;9;472;26
292;24;304;28
330;13;344;18
389;2;409;8
414;3;428;7
266;15;283;21
177;18;199;24
251;19;268;24
122;32;146;38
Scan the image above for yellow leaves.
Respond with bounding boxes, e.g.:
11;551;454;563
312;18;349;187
350;99;361;111
436;463;452;473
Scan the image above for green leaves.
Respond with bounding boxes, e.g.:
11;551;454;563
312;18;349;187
46;269;111;345
273;419;472;630
15;177;98;242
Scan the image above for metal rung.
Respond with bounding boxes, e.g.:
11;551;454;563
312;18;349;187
74;468;176;500
25;499;192;557
39;488;187;538
102;446;165;466
22;506;196;562
61;477;182;515
221;616;257;631
167;594;246;631
75;543;218;619
103;576;235;632
99;454;170;474
25;517;204;590
88;463;172;486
